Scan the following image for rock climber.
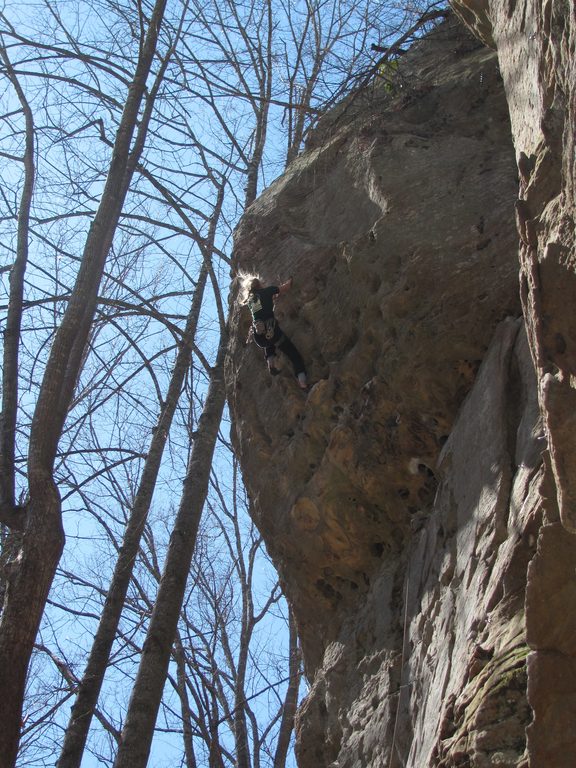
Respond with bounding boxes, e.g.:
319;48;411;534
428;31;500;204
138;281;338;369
244;276;308;389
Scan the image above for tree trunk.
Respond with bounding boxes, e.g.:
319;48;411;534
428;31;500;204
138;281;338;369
243;0;272;209
173;633;198;768
273;610;301;768
113;333;228;768
0;43;34;530
233;513;254;768
0;480;63;768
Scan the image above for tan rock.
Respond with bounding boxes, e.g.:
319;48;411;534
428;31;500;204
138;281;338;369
291;497;321;532
228;12;520;675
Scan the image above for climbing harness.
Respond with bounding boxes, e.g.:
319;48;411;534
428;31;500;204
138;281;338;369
254;317;277;340
247;290;279;344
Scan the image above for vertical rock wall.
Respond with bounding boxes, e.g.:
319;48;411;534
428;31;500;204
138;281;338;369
451;1;576;764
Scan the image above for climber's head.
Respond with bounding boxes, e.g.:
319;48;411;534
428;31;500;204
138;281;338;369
237;271;262;304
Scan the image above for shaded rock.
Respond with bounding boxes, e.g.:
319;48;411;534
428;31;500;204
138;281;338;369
451;1;576;764
453;0;576;535
295;319;541;768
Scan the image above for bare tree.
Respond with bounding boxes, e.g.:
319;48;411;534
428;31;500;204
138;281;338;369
274;610;301;768
122;456;302;768
112;327;228;768
57;187;225;768
0;2;448;766
0;2;170;762
0;39;34;530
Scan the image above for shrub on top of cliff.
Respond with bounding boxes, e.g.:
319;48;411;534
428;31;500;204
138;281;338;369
334;6;449;100
376;57;400;93
306;6;451;148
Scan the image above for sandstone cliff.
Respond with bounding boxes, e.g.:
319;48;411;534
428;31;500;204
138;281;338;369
226;11;576;768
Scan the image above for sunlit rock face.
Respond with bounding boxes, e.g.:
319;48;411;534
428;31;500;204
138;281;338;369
223;16;563;768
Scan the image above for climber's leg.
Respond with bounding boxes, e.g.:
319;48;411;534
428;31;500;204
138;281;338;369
278;336;307;387
264;345;280;375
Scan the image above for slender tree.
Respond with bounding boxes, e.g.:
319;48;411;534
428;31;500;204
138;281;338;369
274;611;301;768
0;41;34;530
113;330;228;768
118;456;301;768
56;187;224;768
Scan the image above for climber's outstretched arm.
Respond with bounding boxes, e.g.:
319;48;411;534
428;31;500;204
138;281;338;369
278;277;293;296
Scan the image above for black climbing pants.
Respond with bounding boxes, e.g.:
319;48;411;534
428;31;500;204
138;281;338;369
255;324;306;376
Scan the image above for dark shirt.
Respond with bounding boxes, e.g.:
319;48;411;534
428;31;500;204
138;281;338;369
247;286;279;321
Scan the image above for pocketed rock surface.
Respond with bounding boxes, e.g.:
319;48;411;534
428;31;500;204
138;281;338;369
226;15;576;768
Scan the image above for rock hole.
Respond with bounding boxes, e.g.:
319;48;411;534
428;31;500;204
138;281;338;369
418;484;436;503
371;542;385;558
315;579;341;603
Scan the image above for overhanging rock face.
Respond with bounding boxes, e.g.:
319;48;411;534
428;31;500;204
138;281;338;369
226;16;576;768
